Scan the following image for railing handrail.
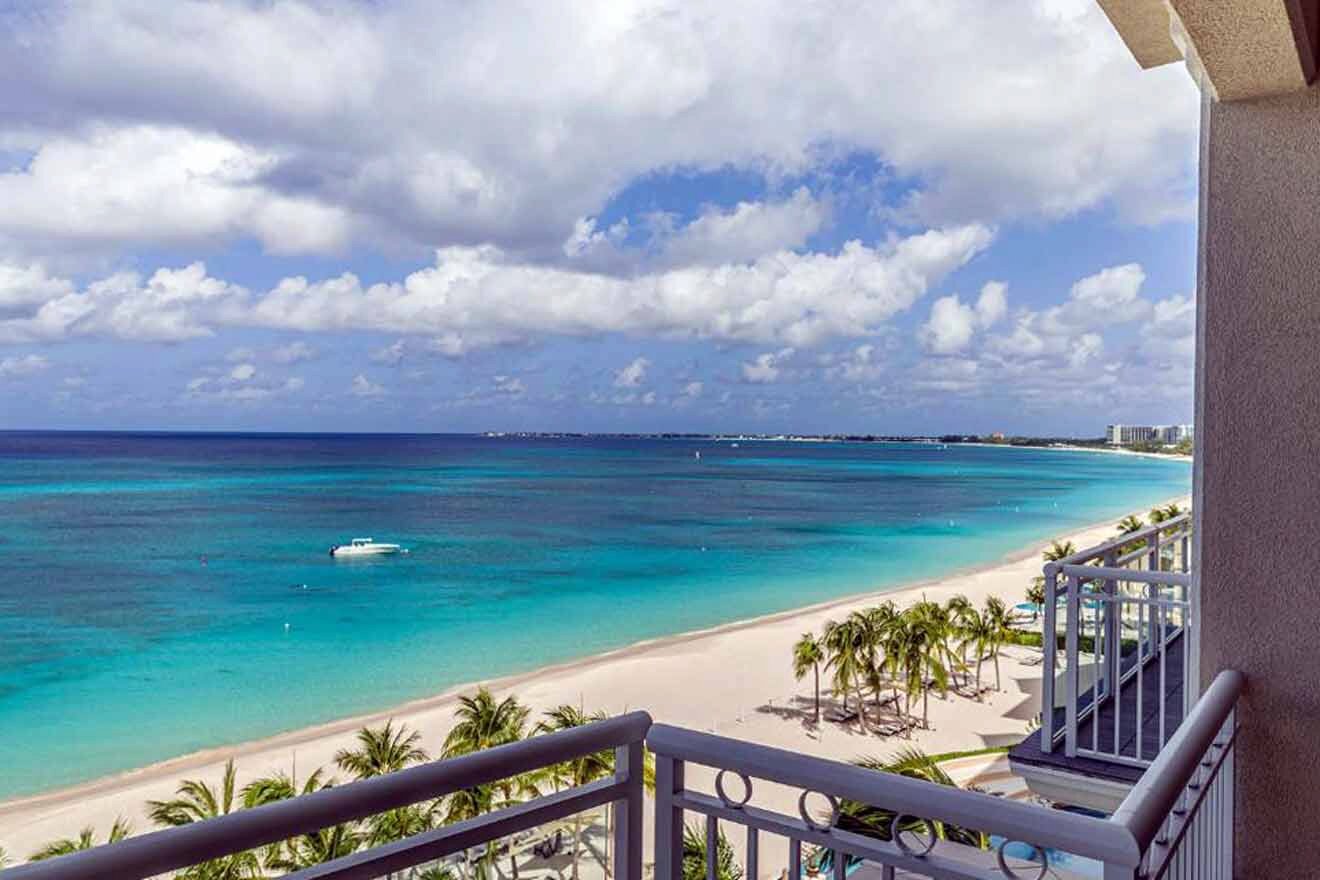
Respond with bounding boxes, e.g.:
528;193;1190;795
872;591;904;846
1055;564;1192;587
1044;512;1191;574
2;711;652;880
646;723;1143;868
1110;669;1244;851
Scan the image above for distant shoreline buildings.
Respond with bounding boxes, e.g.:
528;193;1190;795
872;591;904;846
1106;423;1194;447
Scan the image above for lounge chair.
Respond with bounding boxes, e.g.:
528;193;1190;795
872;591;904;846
825;707;859;724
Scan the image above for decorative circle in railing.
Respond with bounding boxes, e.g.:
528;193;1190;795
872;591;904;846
714;770;753;809
888;815;937;858
797;790;840;832
995;840;1049;880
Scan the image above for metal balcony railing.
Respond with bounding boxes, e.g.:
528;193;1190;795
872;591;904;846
0;712;650;880
1039;514;1194;766
0;668;1242;880
651;669;1241;880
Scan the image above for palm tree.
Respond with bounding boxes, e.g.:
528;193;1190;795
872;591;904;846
147;760;262;879
1150;502;1183;523
823;614;872;733
983;597;1015;691
914;599;959;698
335;719;429;779
862;601;899;706
792;632;826;724
1043;539;1076;564
334;719;432;849
534;704;611;880
1117;514;1144;535
957;608;995;698
444;688;530;757
243;768;363;871
902;605;949;729
444;689;531;880
30;818;132;862
0;844;8;868
837;749;986;849
1024;579;1046;619
681;823;743;880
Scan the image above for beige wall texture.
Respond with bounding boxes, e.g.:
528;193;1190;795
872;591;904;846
1196;84;1320;874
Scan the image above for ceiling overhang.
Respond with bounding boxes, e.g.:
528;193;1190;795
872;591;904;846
1097;0;1320;101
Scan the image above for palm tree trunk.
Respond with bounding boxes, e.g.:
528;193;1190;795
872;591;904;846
813;665;821;724
994;647;1002;691
975;656;983;698
854;677;869;733
922;661;931;728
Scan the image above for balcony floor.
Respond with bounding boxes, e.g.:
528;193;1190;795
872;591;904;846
1008;631;1186;787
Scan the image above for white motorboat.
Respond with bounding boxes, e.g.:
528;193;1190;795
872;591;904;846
329;537;402;558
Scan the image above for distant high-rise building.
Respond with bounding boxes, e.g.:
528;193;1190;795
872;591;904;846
1106;424;1193;446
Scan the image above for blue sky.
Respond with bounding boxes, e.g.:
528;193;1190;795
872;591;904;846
0;1;1201;435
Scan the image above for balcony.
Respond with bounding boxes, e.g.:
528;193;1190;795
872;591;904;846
1009;514;1194;811
0;667;1240;880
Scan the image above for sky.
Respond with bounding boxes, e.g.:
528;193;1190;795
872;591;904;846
0;0;1202;435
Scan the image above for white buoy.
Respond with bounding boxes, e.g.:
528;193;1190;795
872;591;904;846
284;622;291;633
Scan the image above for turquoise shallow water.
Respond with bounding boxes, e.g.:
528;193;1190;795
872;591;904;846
0;433;1190;799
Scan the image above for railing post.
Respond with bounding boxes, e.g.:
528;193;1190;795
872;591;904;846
1041;566;1059;752
1223;709;1236;877
1146;533;1163;655
614;740;645;880
654;754;685;880
1102;549;1121;704
1064;572;1081;758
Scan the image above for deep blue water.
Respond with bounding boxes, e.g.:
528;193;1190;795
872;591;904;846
0;433;1190;798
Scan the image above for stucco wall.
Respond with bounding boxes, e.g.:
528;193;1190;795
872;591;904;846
1198;84;1320;874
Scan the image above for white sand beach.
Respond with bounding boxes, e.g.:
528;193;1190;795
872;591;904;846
0;498;1188;870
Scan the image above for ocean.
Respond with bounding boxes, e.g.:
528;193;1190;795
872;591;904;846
0;432;1190;799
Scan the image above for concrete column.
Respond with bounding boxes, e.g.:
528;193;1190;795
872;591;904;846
1196;84;1320;874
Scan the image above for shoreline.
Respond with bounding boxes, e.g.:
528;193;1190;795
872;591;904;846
0;492;1189;828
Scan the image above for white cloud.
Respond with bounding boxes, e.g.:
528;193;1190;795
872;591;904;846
975;281;1007;327
1139;292;1196;368
823;344;883;382
919;295;978;355
918;281;1008;354
0;126;351;260
613;357;650;388
0;262;246;344
1041;263;1150;335
245;226;991;351
1068;332;1104;367
349;374;385;397
592;388;658;407
742;348;794;384
493;374;526;396
0;0;1197;264
647;188;828;267
185;369;302;403
0;264;74;309
0;353;50;379
678;380;703;399
271;341;316;364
